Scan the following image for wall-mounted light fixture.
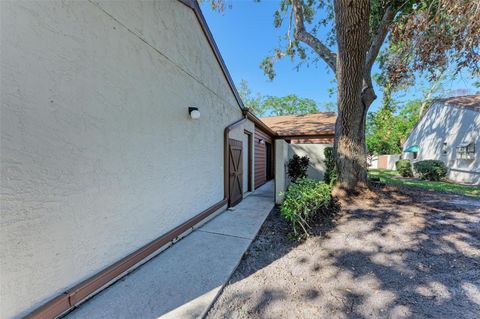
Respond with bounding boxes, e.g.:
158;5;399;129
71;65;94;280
258;139;265;145
188;107;200;120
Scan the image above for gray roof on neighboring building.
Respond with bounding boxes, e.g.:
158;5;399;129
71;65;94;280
435;94;480;112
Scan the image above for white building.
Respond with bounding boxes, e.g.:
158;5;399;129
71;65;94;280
403;95;480;185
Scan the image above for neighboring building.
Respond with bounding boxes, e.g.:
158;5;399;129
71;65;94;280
0;1;337;318
369;154;401;170
261;113;336;202
403;95;480;185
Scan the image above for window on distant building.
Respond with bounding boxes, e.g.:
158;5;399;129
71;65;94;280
442;142;447;155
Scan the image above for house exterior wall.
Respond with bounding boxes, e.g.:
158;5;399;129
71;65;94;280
0;1;244;318
377;155;401;170
288;144;332;180
274;140;289;204
275;142;331;204
368;155;379;169
403;103;480;184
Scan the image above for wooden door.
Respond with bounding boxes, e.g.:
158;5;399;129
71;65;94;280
229;139;243;206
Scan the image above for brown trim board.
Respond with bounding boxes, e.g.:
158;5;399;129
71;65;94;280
246;112;276;137
25;198;227;319
274;133;335;140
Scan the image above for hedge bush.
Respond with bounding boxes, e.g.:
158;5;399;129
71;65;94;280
280;179;331;236
395;159;413;177
413;160;448;181
324;147;337;186
287;154;310;182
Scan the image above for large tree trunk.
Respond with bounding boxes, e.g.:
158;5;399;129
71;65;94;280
333;0;371;194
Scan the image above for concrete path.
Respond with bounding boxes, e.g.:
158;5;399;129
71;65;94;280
63;182;275;319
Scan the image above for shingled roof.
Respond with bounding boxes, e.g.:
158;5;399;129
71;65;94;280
435;94;480;112
260;112;336;137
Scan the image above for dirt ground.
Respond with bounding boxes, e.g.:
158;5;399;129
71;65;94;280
207;185;480;319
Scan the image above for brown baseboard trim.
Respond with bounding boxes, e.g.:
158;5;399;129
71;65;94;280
25;198;228;319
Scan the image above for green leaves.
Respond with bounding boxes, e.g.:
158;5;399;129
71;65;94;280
366;99;422;155
395;159;413;177
280;179;331;236
237;79;266;115
263;94;319;116
323;146;336;186
413;160;448;181
260;57;276;81
287;154;310;182
237;80;321;116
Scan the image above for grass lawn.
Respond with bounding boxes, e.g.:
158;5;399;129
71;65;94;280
369;169;480;198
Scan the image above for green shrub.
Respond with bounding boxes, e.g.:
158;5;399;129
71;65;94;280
280;179;331;236
287;154;310;182
395;159;413;177
413;160;448;181
324;146;337;186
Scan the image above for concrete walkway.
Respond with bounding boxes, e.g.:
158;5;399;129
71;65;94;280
64;182;275;319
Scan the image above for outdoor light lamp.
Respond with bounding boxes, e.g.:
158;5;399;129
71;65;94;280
258;139;265;144
188;107;200;120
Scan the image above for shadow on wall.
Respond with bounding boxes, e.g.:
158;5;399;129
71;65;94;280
207;187;480;319
404;103;479;184
288;144;331;180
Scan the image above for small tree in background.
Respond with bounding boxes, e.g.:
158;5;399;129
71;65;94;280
237;79;265;115
237;79;321;117
263;95;319;116
395;159;413;177
287;154;310;182
323;146;336;186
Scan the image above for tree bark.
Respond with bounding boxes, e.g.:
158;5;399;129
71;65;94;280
333;0;371;193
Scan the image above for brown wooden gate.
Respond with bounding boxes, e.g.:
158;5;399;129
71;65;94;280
229;138;243;206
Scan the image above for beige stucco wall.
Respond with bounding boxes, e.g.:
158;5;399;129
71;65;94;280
0;1;244;318
275;140;289;204
288;144;332;180
275;142;331;204
404;103;480;184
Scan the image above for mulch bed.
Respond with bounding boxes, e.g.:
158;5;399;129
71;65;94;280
207;185;480;319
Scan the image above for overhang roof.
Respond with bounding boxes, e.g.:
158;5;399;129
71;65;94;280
260;112;336;137
435;94;480;112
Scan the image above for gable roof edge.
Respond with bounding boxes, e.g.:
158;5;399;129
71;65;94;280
178;0;245;113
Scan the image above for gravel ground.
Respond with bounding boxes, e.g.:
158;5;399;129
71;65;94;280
207;186;480;319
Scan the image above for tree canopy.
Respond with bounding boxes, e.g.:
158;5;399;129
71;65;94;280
261;0;479;90
204;0;479;192
366;99;422;155
237;80;320;116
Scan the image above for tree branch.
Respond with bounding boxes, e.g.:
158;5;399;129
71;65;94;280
365;5;396;82
362;5;396;108
291;0;337;73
